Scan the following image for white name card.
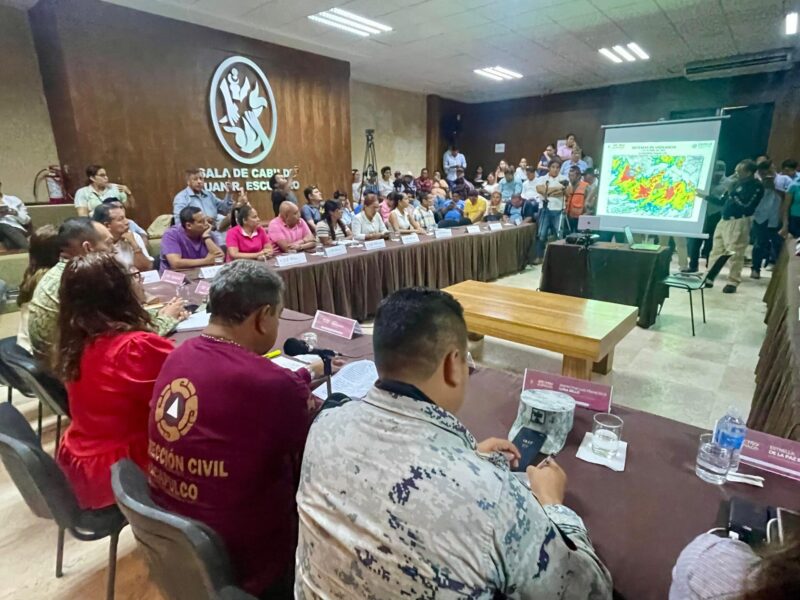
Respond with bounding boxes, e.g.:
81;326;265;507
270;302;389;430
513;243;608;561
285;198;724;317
364;239;386;251
140;270;160;285
276;253;308;267
199;265;223;279
401;233;420;245
466;225;481;234
488;223;503;231
324;244;348;258
434;228;453;239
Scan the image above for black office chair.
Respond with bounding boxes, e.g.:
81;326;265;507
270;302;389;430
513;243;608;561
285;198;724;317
0;342;69;452
661;253;732;336
0;336;37;403
0;403;125;600
111;459;257;600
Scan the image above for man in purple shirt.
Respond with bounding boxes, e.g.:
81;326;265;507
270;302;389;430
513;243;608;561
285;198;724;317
148;261;322;598
159;206;223;272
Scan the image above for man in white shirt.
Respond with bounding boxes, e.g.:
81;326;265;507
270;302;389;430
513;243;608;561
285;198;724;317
92;202;153;272
0;179;31;250
534;160;568;264
521;166;542;208
443;145;467;184
295;288;612;599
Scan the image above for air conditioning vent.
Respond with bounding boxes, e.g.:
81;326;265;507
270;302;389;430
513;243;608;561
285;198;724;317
685;49;794;80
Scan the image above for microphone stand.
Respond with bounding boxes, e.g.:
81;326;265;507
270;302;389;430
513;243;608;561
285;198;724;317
319;349;336;399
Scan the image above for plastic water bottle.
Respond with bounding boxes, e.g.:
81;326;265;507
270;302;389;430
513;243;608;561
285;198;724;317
713;407;747;471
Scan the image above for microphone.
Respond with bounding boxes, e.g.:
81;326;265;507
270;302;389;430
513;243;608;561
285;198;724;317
283;337;340;359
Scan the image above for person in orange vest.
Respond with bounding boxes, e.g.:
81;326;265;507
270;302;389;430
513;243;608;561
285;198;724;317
565;165;589;232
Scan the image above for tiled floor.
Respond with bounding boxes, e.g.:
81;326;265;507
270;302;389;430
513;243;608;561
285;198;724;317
0;255;770;599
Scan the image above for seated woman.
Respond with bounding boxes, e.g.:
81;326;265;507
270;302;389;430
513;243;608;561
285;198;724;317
316;200;352;246
484;191;506;222
54;252;174;509
16;225;60;354
388;193;424;234
378;195;394;224
226;204;273;261
351;193;389;241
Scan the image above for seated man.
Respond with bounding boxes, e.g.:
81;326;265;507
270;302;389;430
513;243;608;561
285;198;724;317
173;168;238;246
300;186;323;235
148;261;321;598
0;178;31;250
267;201;316;253
463;189;488;223
295;288;612;598
28;217;113;362
504;193;537;224
159;207;224;272
92;203;153;272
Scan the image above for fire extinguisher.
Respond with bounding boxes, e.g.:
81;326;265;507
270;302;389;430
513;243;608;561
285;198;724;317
33;165;71;204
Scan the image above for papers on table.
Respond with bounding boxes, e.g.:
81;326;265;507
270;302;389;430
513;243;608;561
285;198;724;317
175;310;210;332
271;356;308;372
576;432;628;472
312;360;377;400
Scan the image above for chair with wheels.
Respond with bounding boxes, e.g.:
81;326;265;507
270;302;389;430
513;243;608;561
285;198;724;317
111;459;258;600
0;403;125;600
661;253;732;336
0;342;69;452
0;336;37;403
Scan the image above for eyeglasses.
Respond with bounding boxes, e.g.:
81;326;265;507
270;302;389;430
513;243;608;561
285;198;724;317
128;269;142;282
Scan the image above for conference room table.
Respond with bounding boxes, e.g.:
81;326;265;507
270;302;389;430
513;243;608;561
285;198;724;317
166;223;535;322
155;300;800;600
540;240;671;328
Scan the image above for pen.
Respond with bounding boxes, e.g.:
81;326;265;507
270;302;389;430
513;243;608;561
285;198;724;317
265;350;281;359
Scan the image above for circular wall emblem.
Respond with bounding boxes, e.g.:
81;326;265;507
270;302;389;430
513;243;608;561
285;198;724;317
209;55;277;165
155;378;199;442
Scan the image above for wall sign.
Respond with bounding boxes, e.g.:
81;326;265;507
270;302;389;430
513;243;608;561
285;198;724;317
209;56;277;165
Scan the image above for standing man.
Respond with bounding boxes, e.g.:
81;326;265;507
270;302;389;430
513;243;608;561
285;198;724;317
705;160;764;293
687;161;728;273
173;168;241;247
750;170;782;279
270;166;299;217
300;186;323;235
160;207;224;272
534;160;568;264
443;145;467;187
0;178;31;250
294;288;612;599
565;166;588;232
149;261;322;599
583;168;599;215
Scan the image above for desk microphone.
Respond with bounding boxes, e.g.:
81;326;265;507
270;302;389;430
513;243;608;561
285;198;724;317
283;337;340;359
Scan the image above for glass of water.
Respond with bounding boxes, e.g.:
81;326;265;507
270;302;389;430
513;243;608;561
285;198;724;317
695;433;731;485
592;413;623;458
301;332;318;350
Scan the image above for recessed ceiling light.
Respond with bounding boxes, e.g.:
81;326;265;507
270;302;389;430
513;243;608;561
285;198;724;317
599;48;623;63
787;12;799;35
474;66;523;81
308;9;392;37
612;45;636;62
627;42;650;60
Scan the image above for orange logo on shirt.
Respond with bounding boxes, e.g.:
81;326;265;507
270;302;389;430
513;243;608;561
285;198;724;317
155;378;199;442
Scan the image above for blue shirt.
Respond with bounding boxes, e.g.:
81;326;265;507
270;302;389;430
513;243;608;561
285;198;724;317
560;160;588;177
172;186;232;246
498;178;522;201
504;200;537;223
444;200;465;221
443;152;467;181
301;203;322;224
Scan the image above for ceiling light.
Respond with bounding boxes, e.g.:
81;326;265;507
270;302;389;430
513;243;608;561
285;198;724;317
484;68;514;80
308;9;392;37
612;45;636;62
329;7;393;32
599;48;623;63
627;42;650;60
787;12;799;35
491;66;523;79
474;68;504;81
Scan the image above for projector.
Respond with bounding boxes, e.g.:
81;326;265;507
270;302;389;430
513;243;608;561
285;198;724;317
565;232;599;247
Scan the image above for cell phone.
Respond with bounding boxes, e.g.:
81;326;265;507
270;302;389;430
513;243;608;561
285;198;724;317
728;497;771;545
183;303;199;314
777;507;800;544
511;427;547;472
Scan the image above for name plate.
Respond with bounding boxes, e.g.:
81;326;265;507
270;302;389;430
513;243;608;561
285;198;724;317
276;253;308;267
401;233;420;245
740;429;800;481
434;229;452;239
160;270;185;285
194;280;211;296
324;244;348;258
466;225;481;234
312;310;358;340
364;239;386;251
488;223;503;232
140;270;160;285
199;265;222;279
523;368;612;412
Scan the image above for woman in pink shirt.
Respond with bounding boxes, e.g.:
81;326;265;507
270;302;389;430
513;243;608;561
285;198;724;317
225;205;273;262
378;195;394;225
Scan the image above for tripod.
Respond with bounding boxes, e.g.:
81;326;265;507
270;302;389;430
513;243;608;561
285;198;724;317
359;129;378;201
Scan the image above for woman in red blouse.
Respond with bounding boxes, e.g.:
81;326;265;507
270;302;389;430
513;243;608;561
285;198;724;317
54;252;173;509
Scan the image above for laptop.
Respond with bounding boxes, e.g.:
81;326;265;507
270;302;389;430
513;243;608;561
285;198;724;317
624;226;661;251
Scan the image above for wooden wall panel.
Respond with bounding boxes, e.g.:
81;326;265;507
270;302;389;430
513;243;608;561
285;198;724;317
30;0;351;226
428;68;800;179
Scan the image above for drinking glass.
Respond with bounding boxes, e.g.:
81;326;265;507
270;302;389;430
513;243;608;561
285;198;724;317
214;255;223;265
466;351;476;375
301;332;318;350
591;413;623;458
695;433;731;485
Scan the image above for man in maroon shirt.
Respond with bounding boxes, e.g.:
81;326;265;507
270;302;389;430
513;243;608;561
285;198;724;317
147;261;321;598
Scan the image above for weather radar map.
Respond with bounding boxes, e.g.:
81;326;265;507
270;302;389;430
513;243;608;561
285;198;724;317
606;154;704;219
